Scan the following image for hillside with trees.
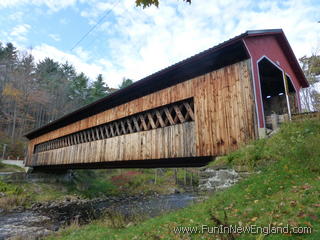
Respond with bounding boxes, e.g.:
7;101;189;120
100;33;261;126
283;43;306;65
0;42;132;158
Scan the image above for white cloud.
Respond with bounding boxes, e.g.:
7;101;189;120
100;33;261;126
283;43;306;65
80;0;319;86
0;0;78;11
30;44;119;86
73;47;90;61
10;24;31;42
4;0;319;88
48;34;61;42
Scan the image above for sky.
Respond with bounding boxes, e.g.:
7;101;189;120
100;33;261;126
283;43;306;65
0;0;319;88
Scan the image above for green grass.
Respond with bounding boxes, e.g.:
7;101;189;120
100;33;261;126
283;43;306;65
47;120;320;240
0;179;76;210
0;180;30;210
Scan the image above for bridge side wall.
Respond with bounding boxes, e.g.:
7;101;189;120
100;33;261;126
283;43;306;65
30;122;195;166
26;59;256;167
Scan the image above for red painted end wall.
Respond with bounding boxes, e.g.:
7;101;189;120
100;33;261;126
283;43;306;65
244;35;302;128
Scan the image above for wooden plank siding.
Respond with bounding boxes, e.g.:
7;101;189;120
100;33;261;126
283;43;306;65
33;98;195;154
26;59;256;167
30;122;196;166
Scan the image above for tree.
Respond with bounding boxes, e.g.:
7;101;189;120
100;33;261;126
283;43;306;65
87;74;109;104
61;61;76;81
2;83;23;141
312;91;320;111
0;43;17;64
0;43;18;115
36;58;71;121
300;54;320;112
0;43;21;142
135;0;191;8
12;53;38;137
118;78;133;89
69;72;90;107
0;41;117;157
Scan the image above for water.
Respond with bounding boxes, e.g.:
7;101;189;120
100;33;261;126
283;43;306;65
0;211;56;240
0;193;198;239
98;193;198;218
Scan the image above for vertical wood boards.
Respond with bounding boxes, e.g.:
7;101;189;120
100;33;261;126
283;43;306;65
27;59;256;166
31;122;196;165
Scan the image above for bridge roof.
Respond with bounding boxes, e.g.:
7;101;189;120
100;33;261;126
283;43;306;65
25;29;307;139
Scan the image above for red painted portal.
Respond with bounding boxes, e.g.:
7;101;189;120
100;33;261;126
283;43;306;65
244;35;303;128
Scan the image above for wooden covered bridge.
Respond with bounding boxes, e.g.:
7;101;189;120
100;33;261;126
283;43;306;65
25;29;308;170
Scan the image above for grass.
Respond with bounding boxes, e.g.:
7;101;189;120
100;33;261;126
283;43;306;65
0;181;30;210
0;173;111;210
47;120;320;240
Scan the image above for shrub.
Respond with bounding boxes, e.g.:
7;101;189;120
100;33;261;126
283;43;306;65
0;195;29;210
0;181;29;210
0;181;23;195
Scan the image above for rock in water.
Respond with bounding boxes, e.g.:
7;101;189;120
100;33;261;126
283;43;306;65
198;168;240;191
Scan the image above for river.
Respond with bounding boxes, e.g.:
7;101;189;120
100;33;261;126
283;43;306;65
0;193;200;240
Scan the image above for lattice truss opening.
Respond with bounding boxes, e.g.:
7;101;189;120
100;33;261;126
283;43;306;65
34;98;194;153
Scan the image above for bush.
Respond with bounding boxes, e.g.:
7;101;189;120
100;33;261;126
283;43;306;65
0;181;29;210
0;181;23;195
83;180;117;198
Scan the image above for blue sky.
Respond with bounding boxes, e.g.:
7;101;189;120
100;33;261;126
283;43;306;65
0;0;319;87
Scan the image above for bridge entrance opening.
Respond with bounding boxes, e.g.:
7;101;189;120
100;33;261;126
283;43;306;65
258;57;298;130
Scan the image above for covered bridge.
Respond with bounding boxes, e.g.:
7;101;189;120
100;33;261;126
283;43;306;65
25;29;308;170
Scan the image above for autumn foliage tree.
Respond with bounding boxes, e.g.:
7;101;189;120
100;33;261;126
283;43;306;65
0;42;120;158
300;53;320;112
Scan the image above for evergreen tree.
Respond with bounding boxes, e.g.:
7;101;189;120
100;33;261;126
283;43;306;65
70;72;90;107
87;74;109;104
118;78;133;89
